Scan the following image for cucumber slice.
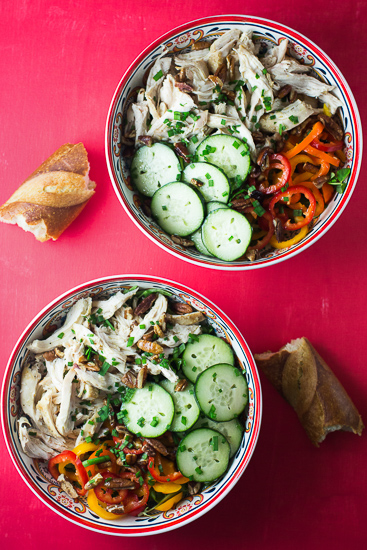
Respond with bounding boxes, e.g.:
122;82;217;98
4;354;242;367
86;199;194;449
182;334;234;383
182;162;230;203
206;201;230;215
131;143;181;197
193;416;244;458
191;228;213;256
202;209;252;261
195;364;249;422
160;380;200;432
151;182;205;237
197;135;250;186
176;428;230;482
122;383;174;437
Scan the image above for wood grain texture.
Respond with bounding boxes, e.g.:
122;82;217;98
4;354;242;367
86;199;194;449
0;1;367;549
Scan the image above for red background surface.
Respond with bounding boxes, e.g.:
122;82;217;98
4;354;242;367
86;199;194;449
1;1;366;548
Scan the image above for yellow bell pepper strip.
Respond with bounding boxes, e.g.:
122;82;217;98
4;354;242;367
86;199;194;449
322;182;334;203
269;185;316;231
87;489;124;519
296;181;325;217
48;450;89;496
304;144;340;167
72;441;99;458
155;492;183;512
270;226;309;248
285;121;324;159
153;482;183;494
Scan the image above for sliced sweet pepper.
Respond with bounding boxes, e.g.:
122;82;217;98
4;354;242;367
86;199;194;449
147;456;184;483
48;450;89;496
270;226;309;248
258;153;291;194
155;492;182;512
87;489;124;519
285;121;324;159
269;185;316;231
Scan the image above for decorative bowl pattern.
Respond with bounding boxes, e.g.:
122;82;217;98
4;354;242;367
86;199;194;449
1;275;261;536
106;15;362;270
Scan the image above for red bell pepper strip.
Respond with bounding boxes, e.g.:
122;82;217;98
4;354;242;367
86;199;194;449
310;137;344;152
269;185;316;231
48;450;89;496
258;153;291;195
94;472;129;505
147;457;183;483
248;211;274;250
124;481;150;514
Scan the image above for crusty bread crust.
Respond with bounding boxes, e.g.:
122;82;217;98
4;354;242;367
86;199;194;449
0;143;95;241
255;338;364;446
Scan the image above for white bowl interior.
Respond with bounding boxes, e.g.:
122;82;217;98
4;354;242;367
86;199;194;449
2;276;261;536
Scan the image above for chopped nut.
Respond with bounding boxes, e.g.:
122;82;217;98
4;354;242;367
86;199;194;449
154;323;164;338
124;307;133;320
175;67;186;82
257;146;274;170
252;131;266;145
165;312;205;325
144;438;169;456
208;74;224;88
174;142;190;162
214;63;227;83
158;313;166;332
43;350;56;362
190;177;204;187
142;328;154;341
174;379;188;392
171;235;195;247
134;293;157;316
57;474;78;499
106;504;125;514
245;248;260;262
84;473;103;490
170;301;193;315
151;354;160;363
125;454;137;465
317;113;343;141
78;355;88;364
313;174;330;188
54;347;64;358
174;81;194;93
192;40;212;50
137;340;164;354
223;89;236;101
277;84;292;99
188;481;201;495
303;162;318;174
136;365;148;389
138;135;153;147
104;477;137;489
115;424;130;435
85;363;100;372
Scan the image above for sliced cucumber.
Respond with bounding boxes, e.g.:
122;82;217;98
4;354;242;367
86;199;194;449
206;201;230;215
160;380;200;432
130;143;181;197
182;334;234;383
151;182;205;237
193;416;244;458
197;135;250;185
182;162;230;203
176;428;230;482
191;228;213;256
195;364;248;422
202;209;252;261
122;383;174;437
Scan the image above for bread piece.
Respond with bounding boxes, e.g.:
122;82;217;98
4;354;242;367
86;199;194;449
0;143;95;241
255;338;364;446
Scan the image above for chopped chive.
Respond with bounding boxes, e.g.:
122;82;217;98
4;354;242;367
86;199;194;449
153;70;163;81
58;333;64;339
232;141;240;149
127;337;134;347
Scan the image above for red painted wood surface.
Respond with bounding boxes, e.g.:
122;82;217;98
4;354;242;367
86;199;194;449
1;1;366;548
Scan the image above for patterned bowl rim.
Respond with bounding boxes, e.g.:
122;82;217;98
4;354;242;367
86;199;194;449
105;14;362;271
1;274;262;536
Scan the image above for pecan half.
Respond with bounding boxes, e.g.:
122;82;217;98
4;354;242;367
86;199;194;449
313;174;330;188
134;293;157;316
105;478;136;489
136;365;148;389
208;74;223;88
142;327;154;341
138;135;153;147
174;379;188;392
137;340;164;354
144;438;169;456
154;324;164;338
125;454;137;465
277;84;292;99
106;504;125;514
252;131;266;145
192;40;212;50
85;363;100;372
174;142;190;163
317;113;343;141
303;162;319;174
171;235;195;247
188;481;201;495
191;178;204;187
121;371;137;388
223;89;236;101
55;347;64;358
170;301;193;314
245;248;260;262
84;473;103;490
174;81;194;93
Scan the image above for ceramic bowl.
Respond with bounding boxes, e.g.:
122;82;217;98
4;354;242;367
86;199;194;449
1;275;261;536
105;15;362;270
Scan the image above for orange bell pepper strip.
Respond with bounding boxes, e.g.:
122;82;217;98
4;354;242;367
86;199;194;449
285;121;324;159
322;182;334;203
289;154;315;175
304;144;340;167
310;159;330;181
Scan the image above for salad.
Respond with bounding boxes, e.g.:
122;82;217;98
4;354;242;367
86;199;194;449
123;28;349;261
18;287;248;518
